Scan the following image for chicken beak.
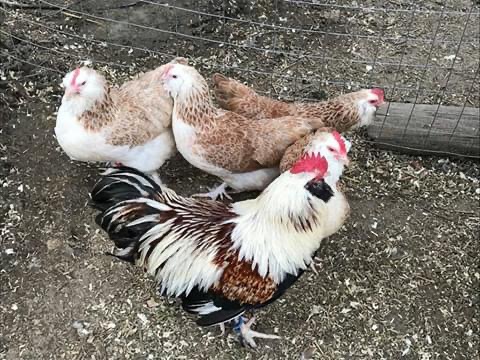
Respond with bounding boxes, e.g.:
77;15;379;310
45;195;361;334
343;155;350;166
65;87;79;97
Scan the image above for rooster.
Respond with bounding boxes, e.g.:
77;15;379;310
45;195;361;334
55;58;187;173
212;73;384;131
280;128;352;276
160;63;354;200
90;130;350;348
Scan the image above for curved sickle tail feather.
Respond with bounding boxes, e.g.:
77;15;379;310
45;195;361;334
89;166;167;262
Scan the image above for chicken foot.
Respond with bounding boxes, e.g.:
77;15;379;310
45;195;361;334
193;182;233;201
232;316;281;348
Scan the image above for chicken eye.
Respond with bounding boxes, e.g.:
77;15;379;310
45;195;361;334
368;99;376;104
172;75;178;79
327;146;335;152
80;81;86;86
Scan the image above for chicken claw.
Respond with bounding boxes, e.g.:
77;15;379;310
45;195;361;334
233;316;280;348
218;323;226;336
193;183;232;201
308;256;322;275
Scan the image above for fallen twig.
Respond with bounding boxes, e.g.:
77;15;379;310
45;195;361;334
0;0;58;10
98;1;143;11
61;11;103;25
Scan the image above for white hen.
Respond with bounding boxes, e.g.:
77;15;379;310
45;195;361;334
55;59;187;173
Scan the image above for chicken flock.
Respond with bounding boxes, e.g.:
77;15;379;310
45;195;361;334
55;56;385;348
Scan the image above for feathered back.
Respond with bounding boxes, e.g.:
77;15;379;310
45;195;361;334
212;73;293;118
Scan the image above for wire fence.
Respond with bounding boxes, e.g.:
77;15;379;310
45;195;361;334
1;0;479;157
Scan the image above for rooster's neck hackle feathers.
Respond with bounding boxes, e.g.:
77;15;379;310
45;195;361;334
231;170;328;283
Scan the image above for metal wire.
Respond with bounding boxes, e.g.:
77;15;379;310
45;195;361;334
0;8;175;58
1;51;63;74
447;64;480;149
0;29;133;69
423;6;475;148
399;1;448;141
377;6;419;139
32;0;477;71
140;0;476;44
1;0;478;158
285;0;480;16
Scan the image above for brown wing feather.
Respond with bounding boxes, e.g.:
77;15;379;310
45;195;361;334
106;66;173;146
212;254;277;305
107;102;170;146
196;113;327;171
195;111;263;172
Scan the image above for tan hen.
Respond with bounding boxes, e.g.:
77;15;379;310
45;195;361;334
161;63;354;199
212;73;384;132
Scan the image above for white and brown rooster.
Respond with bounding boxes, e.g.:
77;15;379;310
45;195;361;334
90;130;351;348
160;63;365;200
55;58;187;173
212;73;385;130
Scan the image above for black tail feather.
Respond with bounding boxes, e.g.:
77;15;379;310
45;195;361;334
90;166;162;212
196;308;246;327
181;287;247;327
89;166;166;263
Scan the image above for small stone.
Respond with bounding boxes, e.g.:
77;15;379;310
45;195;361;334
46;238;61;251
137;313;148;324
146;298;159;308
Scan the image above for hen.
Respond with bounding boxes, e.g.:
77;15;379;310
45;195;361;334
90;130;350;348
161;63;352;200
55;58;187;173
280;127;351;178
212;73;384;131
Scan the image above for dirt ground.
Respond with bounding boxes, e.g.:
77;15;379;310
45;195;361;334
0;1;479;359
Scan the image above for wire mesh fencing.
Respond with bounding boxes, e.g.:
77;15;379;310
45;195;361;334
1;0;479;157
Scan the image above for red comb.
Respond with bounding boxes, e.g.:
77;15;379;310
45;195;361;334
162;63;174;79
371;88;385;102
332;131;347;156
290;153;328;178
70;68;80;87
